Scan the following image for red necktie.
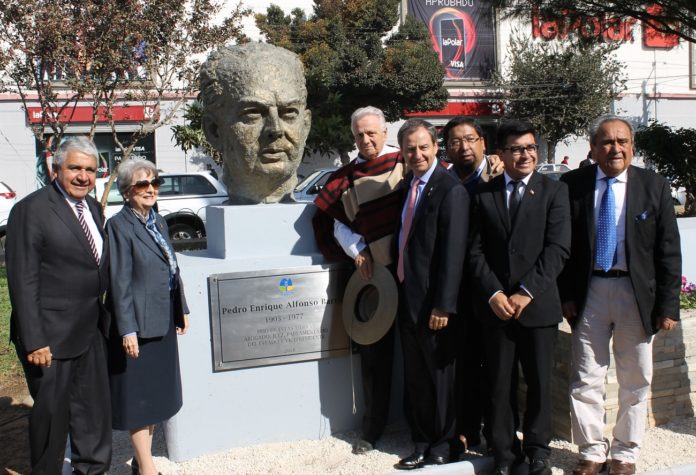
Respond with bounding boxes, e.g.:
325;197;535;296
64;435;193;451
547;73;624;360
397;177;420;282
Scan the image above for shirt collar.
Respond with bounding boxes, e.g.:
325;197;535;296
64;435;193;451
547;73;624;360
414;158;438;185
503;170;533;187
595;166;628;183
54;181;86;206
462;157;487;185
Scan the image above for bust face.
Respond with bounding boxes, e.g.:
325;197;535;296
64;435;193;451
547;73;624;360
201;44;312;204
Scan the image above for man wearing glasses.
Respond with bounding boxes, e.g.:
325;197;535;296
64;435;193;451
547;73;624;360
441;117;502;458
468;120;571;475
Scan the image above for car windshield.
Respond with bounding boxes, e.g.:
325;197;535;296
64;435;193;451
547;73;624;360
295;170;324;192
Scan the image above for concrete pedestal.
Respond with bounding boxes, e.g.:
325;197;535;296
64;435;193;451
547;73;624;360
164;204;390;461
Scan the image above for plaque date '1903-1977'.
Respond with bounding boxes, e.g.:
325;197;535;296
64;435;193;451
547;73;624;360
209;264;352;371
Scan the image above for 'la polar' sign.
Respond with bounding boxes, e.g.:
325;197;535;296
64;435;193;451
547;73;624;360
208;264;352;371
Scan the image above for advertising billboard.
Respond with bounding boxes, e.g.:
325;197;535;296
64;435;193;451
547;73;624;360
407;0;496;81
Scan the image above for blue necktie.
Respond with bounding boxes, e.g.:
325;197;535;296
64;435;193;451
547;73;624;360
596;177;617;272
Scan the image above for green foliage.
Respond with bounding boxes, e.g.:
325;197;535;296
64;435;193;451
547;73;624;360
0;267;21;382
171;101;221;163
256;1;447;157
635;122;696;215
490;33;625;161
493;0;696;43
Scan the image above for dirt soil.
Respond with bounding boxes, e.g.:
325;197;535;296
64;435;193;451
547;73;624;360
0;375;31;475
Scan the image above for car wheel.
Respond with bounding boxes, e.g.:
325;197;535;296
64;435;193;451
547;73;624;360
169;223;197;241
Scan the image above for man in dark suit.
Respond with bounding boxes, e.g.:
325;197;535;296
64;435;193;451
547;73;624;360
442;117;503;457
393;119;469;470
7;136;111;474
559;115;681;475
578;151;594;168
469;120;571;475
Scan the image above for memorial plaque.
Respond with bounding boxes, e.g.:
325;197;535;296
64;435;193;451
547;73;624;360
209;264;352;371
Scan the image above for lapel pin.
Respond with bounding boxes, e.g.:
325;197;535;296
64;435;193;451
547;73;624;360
529;189;535;195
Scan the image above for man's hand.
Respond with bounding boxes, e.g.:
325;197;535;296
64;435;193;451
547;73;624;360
177;314;190;335
27;346;52;367
508;292;532;319
355;249;373;280
122;335;139;359
429;308;449;331
658;316;678;331
490;292;514;321
562;301;578;324
489;154;504;175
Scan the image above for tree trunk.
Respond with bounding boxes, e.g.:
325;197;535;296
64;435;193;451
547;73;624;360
546;141;556;164
339;150;351;165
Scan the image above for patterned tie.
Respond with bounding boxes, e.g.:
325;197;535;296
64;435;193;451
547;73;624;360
596;177;617;272
75;201;100;264
397;177;420;282
508;180;521;222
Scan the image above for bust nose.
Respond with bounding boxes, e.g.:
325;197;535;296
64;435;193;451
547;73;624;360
264;108;283;140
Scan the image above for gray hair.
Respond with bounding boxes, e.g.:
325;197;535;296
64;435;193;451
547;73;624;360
351;106;387;133
53;136;99;168
397;118;438;148
199;43;307;116
589;115;635;145
117;158;158;196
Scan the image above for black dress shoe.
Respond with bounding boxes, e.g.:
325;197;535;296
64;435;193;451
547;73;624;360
394;451;425;470
352;438;374;454
423;454;448;465
529;458;552;475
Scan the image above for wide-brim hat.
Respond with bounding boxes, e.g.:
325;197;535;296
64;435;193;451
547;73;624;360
342;264;398;345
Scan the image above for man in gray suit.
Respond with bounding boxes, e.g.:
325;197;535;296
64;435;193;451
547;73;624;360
7;136;111;475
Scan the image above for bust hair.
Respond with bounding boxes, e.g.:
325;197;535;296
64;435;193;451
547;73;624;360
117;158;158;196
199;43;307;115
588;115;635;145
397;118;438;147
52;136;99;168
351;106;387;133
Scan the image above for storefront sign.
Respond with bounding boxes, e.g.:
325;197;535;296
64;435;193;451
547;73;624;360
26;105;157;124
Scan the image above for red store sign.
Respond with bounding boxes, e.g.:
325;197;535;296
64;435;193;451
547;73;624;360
26;105;157;124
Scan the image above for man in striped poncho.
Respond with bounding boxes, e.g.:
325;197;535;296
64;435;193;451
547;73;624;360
313;106;404;455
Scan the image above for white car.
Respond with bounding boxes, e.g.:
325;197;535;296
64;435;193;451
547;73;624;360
536;163;571;173
0;181;18;250
672;186;686;206
293;168;337;203
93;171;228;241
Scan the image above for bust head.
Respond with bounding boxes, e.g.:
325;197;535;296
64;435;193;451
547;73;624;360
199;43;312;204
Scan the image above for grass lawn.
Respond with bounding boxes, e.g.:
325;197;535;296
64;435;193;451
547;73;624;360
0;266;22;383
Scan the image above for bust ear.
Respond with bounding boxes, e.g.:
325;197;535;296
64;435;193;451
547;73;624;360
202;113;222;150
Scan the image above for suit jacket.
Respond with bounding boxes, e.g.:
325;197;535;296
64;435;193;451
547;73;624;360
107;206;189;339
558;165;681;336
469;172;571;327
7;183;110;358
397;166;469;325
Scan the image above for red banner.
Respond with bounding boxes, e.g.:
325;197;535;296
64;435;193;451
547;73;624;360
26;105;158;124
405;101;503;117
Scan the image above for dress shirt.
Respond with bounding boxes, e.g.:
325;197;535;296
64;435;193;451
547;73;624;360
398;157;438;250
55;182;103;262
332;144;401;259
594;167;628;271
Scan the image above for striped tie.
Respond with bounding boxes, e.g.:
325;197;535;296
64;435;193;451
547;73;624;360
75;201;100;264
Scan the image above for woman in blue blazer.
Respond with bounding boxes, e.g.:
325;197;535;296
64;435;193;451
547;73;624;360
107;158;189;475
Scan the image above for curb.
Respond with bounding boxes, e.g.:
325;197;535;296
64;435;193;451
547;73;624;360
642;462;696;475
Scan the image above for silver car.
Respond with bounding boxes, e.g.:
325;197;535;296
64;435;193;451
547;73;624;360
293;168;337;203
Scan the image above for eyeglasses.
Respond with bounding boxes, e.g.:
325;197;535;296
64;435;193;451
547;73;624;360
503;144;539;155
131;177;163;192
447;136;481;148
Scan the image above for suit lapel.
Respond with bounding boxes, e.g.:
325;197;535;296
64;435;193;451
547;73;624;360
490;175;510;234
624;166;640;261
48;184;98;262
583;166;598;258
122;207;167;261
510;172;540;233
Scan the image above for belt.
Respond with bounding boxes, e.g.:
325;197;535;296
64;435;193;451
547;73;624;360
592;269;629;278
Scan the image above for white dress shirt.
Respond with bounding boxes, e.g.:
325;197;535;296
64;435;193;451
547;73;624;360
55;183;104;261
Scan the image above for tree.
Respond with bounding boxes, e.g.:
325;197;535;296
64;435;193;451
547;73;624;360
493;0;696;44
635;122;696;215
255;1;448;162
0;0;249;206
490;33;625;162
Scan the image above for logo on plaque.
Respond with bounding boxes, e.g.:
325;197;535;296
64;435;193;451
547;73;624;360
278;278;295;293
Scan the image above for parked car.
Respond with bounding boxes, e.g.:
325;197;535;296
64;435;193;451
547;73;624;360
293;168;337;202
536;163;571;173
672;186;686;206
0;181;18;251
540;171;565;181
93;171;228;241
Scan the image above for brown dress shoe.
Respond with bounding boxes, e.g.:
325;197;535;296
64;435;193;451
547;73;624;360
572;459;606;475
609;459;636;475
